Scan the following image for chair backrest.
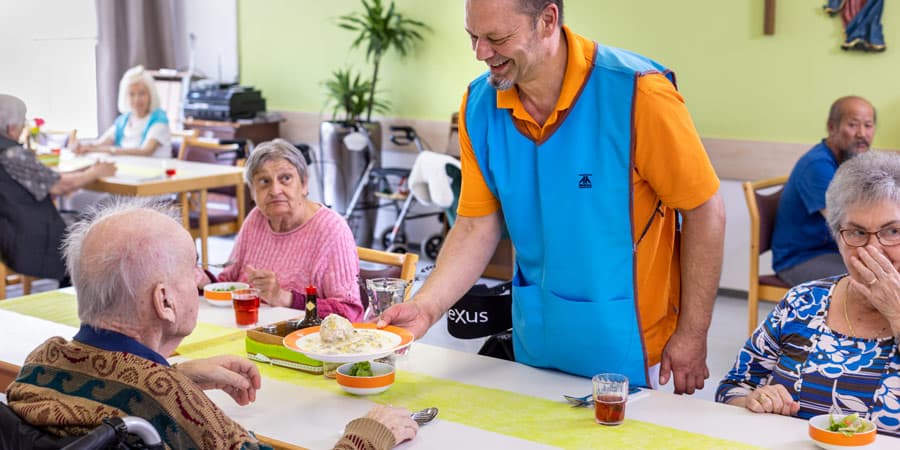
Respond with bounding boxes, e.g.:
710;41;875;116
743;175;789;257
179;137;243;196
357;247;419;311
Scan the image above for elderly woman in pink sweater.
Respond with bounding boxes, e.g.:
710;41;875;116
202;139;363;321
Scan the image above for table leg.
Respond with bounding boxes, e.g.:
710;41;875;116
200;189;209;269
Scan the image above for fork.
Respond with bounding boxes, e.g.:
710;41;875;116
203;259;236;269
563;394;593;408
410;407;438;425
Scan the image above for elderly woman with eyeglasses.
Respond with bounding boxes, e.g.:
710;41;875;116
201;139;363;321
716;151;900;437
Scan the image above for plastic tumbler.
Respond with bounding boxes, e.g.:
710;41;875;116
232;288;260;327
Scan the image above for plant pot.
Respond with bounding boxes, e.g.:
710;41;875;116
318;121;383;248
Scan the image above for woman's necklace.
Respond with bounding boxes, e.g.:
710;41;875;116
842;278;890;338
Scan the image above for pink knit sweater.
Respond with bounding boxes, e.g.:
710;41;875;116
218;205;363;321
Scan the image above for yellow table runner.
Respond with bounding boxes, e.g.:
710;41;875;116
179;336;759;450
0;291;242;354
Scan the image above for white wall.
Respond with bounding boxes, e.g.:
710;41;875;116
174;0;239;84
0;0;98;136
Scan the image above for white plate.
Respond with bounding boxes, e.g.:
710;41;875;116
283;324;415;363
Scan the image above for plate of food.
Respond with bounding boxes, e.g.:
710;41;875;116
283;314;414;363
203;282;249;307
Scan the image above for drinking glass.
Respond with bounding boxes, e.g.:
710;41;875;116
364;278;409;321
592;373;628;425
232;288;260;327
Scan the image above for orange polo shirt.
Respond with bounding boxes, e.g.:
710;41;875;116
456;26;720;366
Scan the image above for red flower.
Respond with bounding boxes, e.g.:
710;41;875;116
34;118;45;127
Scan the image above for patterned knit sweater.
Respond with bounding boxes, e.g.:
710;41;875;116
218;206;363;321
6;337;398;449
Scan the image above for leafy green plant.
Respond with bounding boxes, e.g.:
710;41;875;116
322;68;389;124
337;0;429;122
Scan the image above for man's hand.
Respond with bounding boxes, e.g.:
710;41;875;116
658;328;709;395
364;405;418;445
376;299;440;339
91;161;117;178
176;355;261;405
245;264;284;306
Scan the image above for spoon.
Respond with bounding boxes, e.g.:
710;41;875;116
410;407;438;425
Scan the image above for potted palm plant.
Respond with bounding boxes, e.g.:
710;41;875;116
319;0;429;247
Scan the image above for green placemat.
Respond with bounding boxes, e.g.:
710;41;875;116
0;291;79;326
179;338;759;450
0;291;243;354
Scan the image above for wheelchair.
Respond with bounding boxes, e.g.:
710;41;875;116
0;402;163;450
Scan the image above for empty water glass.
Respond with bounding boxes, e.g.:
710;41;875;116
364;278;409;321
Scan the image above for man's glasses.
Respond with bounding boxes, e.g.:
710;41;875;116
839;226;900;247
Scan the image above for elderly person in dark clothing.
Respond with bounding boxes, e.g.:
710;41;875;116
0;94;115;284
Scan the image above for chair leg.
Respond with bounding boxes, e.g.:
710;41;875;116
747;288;759;337
23;276;33;296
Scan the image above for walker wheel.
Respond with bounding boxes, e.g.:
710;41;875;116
424;235;443;260
380;229;408;249
387;244;409;254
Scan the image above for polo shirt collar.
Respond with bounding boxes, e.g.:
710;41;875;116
74;324;170;367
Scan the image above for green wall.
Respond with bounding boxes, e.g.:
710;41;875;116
239;0;900;148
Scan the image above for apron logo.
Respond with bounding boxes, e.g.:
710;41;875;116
578;174;592;189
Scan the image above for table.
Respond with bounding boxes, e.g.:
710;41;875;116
4;290;899;449
57;154;245;268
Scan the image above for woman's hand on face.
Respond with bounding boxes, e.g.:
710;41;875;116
245;264;286;306
848;246;900;327
745;384;799;416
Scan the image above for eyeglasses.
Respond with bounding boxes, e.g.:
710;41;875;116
838;226;900;247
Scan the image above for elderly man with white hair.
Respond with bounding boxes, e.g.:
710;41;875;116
0;93;116;284
75;65;172;158
4;198;419;450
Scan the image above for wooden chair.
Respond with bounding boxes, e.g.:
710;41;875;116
357;247;419;310
0;360;18;392
178;137;247;267
743;175;792;335
0;260;32;300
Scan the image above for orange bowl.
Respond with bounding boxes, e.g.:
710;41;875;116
335;361;395;395
808;414;877;449
203;282;249;302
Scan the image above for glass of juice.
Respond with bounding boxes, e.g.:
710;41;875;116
232;288;260;327
592;373;628;425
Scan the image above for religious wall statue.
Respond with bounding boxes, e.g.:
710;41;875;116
824;0;886;51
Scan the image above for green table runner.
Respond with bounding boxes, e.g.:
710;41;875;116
179;336;759;450
0;291;242;354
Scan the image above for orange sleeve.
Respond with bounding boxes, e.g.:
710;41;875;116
633;74;719;211
456;91;502;217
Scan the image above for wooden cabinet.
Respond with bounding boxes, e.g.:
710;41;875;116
184;118;280;144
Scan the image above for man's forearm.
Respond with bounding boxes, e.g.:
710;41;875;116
413;212;503;320
677;193;726;335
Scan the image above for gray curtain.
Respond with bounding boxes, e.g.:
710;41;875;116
95;0;186;131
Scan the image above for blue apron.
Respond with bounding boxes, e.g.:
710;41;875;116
464;43;675;385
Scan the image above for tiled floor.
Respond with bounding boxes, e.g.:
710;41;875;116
6;233;776;403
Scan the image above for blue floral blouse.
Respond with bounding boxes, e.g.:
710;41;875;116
716;276;900;437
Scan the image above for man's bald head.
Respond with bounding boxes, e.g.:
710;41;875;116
64;198;193;326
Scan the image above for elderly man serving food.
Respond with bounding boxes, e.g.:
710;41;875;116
202;139;364;321
4;198;418;449
717;151;900;437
